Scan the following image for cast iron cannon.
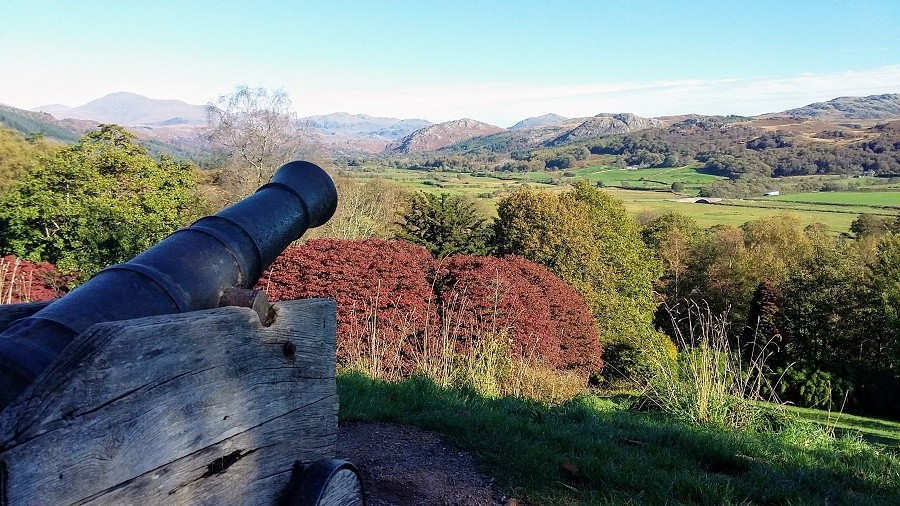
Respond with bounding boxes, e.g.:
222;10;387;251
0;160;337;411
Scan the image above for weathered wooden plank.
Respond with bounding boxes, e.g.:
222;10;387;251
0;298;337;505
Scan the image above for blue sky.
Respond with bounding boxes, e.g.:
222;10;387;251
1;0;898;127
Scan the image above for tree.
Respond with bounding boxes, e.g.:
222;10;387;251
308;177;404;240
545;154;575;170
641;212;702;301
0;125;202;280
850;213;891;238
0;127;56;192
743;278;784;350
492;181;665;371
396;192;492;258
868;233;900;380
206;86;308;199
775;238;869;410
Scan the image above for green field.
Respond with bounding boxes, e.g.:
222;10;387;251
339;166;900;234
760;191;900;207
607;191;859;231
574;165;723;193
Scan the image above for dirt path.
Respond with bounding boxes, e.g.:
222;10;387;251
336;422;512;506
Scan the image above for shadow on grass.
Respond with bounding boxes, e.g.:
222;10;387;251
338;372;900;505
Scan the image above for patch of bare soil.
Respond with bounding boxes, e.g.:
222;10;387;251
336;422;511;506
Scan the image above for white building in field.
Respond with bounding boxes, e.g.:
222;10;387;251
764;190;780;196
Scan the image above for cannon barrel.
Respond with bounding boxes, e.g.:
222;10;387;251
0;160;337;411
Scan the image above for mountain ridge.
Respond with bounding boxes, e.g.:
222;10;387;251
779;93;900;120
4;91;900;157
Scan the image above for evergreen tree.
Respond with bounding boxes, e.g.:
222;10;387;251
396;192;491;258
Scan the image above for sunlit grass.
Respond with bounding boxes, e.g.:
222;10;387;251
786;405;900;448
338;373;900;505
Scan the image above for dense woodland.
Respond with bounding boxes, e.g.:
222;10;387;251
2;90;900;421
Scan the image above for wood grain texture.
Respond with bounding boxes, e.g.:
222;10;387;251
0;298;337;506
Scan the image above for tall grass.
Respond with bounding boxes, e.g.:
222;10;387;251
640;302;785;430
0;257;33;304
340;273;585;404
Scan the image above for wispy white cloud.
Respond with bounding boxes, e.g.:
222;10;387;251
294;66;900;127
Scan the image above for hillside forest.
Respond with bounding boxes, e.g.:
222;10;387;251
2;89;900;425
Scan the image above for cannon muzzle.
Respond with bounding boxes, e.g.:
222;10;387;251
0;161;337;411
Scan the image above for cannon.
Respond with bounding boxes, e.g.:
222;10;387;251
0;160;337;411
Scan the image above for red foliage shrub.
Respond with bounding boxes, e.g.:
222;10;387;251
259;239;438;372
437;255;602;372
259;239;601;376
1;255;66;303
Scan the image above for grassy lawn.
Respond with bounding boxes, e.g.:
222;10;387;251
339;373;900;505
786;405;900;448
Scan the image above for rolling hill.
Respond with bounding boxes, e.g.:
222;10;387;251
0;104;81;142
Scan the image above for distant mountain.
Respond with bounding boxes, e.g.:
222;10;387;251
509;113;568;130
35;92;207;126
9;90;900;158
31;104;73;117
547;113;664;146
780;93;900;120
303;112;433;153
386;118;504;154
303;112;431;138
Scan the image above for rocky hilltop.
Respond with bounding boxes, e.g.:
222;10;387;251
510;113;569;130
781;93;900;120
548;113;664;146
386;118;504;154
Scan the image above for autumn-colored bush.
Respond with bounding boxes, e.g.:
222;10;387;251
259;239;602;383
259;238;438;376
0;255;66;303
437;255;601;373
